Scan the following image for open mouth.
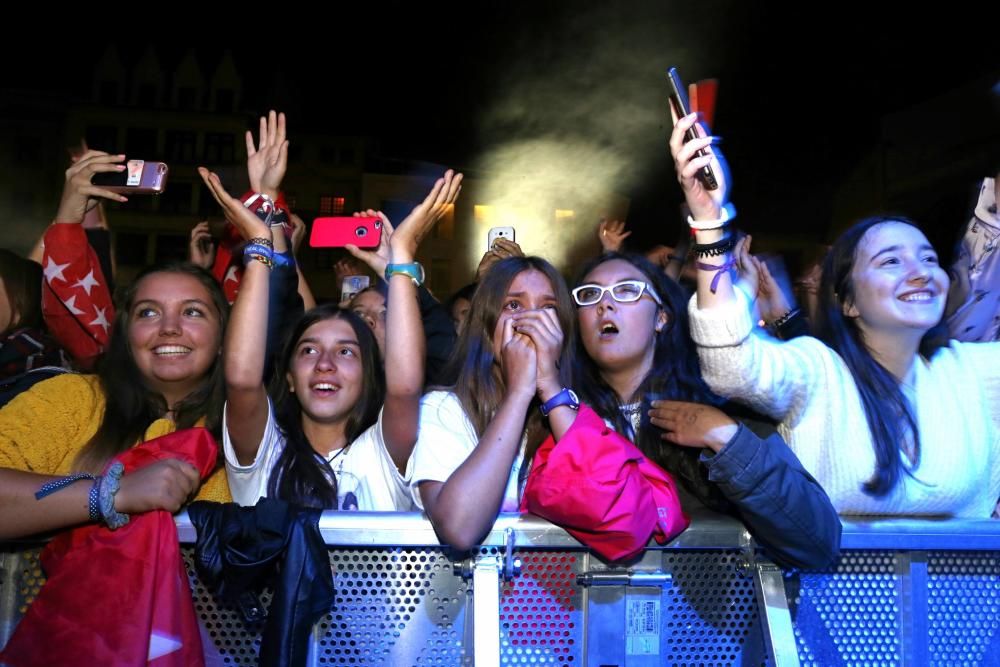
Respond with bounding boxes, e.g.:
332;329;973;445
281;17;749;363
599;322;619;338
898;290;936;303
311;382;340;395
153;345;192;356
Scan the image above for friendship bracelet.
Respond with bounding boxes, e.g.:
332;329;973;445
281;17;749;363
696;258;737;294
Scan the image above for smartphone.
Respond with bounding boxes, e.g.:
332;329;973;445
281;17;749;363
91;160;169;194
666;67;718;191
487;226;516;252
310;217;382;248
341;275;371;303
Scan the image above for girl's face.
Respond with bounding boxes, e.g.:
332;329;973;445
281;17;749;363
350;289;387;355
576;259;667;379
491;269;559;361
127;271;222;406
286;317;365;426
845;222;949;339
450;297;472;335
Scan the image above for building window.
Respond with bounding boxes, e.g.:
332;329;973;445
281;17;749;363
86;126;118;153
125;128;158;158
154;234;189;265
159;182;193;215
177;86;198;111
98;81;119;106
319;196;346;215
215;88;235;113
165;131;196;163
319;146;338;163
137;83;157;107
114;232;148;266
204;133;236;164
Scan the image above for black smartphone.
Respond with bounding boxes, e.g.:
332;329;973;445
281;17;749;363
667;67;718;191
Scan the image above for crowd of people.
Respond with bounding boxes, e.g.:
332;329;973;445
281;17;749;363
0;97;998;663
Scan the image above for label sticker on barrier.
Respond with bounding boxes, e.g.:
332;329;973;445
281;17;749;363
625;598;660;655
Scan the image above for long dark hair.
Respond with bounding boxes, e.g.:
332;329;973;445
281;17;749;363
571;252;731;511
814;216;948;496
438;256;576;465
0;249;44;335
266;305;384;508
77;262;229;472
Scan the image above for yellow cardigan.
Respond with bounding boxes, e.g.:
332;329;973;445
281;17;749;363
0;373;231;502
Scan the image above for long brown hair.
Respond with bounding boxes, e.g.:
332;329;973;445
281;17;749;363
76;263;229;472
438;256;576;464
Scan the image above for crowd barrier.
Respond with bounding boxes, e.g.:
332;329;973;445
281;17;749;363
4;510;1000;666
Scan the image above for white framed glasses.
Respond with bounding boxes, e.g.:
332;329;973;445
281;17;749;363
572;280;663;307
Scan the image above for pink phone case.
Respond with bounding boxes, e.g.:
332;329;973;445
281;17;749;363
310;217;382;248
92;160;169;194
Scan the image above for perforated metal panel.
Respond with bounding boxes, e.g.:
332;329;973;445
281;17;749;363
183;548;269;665
659;550;769;666
790;551;901;666
500;552;582;665
0;548;45;649
927;551;1000;665
182;546;589;666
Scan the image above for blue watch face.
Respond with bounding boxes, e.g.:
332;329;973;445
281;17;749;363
542;388;579;415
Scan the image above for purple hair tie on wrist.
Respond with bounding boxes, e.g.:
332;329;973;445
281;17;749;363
696;258;737;294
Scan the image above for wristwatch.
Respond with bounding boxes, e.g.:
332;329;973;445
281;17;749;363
540;388;580;417
385;262;425;286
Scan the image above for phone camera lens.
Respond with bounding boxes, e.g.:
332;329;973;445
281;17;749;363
355;227;367;238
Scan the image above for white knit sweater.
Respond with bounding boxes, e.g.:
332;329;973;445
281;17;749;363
688;292;1000;517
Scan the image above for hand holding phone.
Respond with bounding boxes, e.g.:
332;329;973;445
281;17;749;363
667;67;718;191
488;226;516;252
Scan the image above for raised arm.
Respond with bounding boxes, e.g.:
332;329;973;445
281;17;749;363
346;171;464;471
42;151;126;369
199;167;273;466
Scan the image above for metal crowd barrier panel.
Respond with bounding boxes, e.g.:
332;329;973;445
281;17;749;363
4;511;1000;665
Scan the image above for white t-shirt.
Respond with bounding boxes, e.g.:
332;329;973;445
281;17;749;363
409;390;526;512
223;398;414;511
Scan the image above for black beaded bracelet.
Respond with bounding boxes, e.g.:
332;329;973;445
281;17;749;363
692;235;736;258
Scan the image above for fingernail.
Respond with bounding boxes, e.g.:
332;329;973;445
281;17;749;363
116;165;126;170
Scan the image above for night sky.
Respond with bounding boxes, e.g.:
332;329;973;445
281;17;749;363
8;3;999;255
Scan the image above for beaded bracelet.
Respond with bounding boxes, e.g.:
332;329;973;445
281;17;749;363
769;308;801;330
247;236;274;249
692;235;737;258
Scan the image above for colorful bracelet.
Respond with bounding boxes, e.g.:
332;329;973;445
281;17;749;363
243;243;275;269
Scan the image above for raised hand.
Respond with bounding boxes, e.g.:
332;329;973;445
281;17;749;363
245;110;288;200
55;151;129;223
